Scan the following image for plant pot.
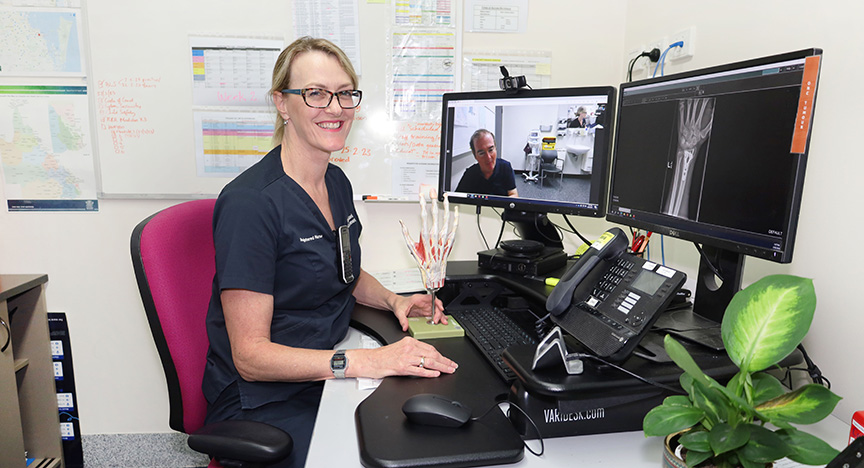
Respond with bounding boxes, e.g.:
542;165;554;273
663;432;774;468
662;432;688;468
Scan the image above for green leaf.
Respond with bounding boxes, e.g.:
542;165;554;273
756;384;842;424
685;449;713;468
643;404;704;437
721;275;816;373
689;375;730;428
679;430;710;452
663;394;695;408
739;455;766;468
751;372;786;405
738;424;790;463
708;422;750;455
671;338;756;421
664;334;708;379
726;370;747;398
777;428;840;465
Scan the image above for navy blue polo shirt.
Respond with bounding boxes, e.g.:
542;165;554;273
203;146;361;410
454;158;516;196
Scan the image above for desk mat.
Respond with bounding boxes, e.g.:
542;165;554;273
354;337;524;468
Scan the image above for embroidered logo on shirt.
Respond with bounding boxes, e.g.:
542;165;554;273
346;214;357;228
299;234;323;243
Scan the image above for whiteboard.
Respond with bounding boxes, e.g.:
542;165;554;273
84;0;627;198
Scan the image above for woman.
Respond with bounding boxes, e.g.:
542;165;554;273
568;106;589;128
202;37;458;468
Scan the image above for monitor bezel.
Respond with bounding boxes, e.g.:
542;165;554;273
438;86;617;218
606;48;823;264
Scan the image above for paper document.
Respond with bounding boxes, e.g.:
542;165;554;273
369;269;426;294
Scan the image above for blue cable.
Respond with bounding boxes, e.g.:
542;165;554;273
661;234;666;265
652;41;684;77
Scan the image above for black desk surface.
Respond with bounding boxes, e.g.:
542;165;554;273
348;261;735;468
351;261;545;468
354;336;525;468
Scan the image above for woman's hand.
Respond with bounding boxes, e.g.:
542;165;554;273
390;293;448;331
350;336;457;379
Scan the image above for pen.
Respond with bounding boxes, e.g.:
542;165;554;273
525;275;559;287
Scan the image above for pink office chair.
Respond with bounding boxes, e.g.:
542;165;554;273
131;199;292;468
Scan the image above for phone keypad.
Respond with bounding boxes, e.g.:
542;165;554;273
591;257;635;302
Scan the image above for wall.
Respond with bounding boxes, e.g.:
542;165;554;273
622;1;864;421
0;0;627;435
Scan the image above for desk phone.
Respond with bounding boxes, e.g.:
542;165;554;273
546;228;686;361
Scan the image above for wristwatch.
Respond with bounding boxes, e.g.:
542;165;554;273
330;349;348;379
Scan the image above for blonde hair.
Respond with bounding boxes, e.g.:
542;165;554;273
270;36;358;144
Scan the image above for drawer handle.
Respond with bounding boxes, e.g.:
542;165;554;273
0;317;9;353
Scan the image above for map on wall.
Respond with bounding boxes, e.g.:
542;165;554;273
0;8;84;76
0;85;98;211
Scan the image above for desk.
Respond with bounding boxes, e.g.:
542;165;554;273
307;263;852;467
306;330;851;467
0;275;64;468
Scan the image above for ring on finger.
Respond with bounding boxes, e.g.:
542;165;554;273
419;356;425;368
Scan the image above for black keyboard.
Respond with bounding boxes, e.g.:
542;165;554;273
449;307;538;381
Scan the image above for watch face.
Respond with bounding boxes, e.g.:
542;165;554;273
331;350;347;377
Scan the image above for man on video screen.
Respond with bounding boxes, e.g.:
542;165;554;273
455;129;518;197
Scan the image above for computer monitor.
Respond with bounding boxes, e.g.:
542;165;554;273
438;87;617;246
606;48;823;322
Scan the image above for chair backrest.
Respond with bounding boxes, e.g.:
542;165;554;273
540;151;558;164
131;199;217;434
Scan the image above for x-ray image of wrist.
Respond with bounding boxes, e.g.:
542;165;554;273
663;98;716;218
399;189;459;291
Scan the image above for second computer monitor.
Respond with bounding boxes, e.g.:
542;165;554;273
607;48;822;321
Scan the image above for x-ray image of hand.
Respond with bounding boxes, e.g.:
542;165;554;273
663;98;716;218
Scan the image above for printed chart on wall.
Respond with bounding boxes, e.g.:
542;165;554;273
0;85;98;210
0;7;85;77
0;6;98;210
190;36;282;107
190;36;281;178
462;51;551;92
193;111;273;177
360;0;460;201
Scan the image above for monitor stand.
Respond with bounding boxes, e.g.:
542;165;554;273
476;210;567;276
502;209;563;249
693;245;745;324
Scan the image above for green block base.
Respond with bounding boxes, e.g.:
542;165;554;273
407;315;465;339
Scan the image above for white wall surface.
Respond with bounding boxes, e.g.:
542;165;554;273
4;0;859;437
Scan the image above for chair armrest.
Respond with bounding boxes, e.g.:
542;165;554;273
188;420;293;466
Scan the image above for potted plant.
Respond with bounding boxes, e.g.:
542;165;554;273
643;274;841;468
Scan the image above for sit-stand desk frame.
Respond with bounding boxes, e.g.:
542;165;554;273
306;261;849;467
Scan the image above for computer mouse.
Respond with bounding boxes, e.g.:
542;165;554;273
401;393;472;428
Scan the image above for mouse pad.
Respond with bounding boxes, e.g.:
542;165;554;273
355;338;524;468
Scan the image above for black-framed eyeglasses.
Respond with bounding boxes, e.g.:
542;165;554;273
281;88;362;109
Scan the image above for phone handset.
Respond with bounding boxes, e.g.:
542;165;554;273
545;227;630;316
